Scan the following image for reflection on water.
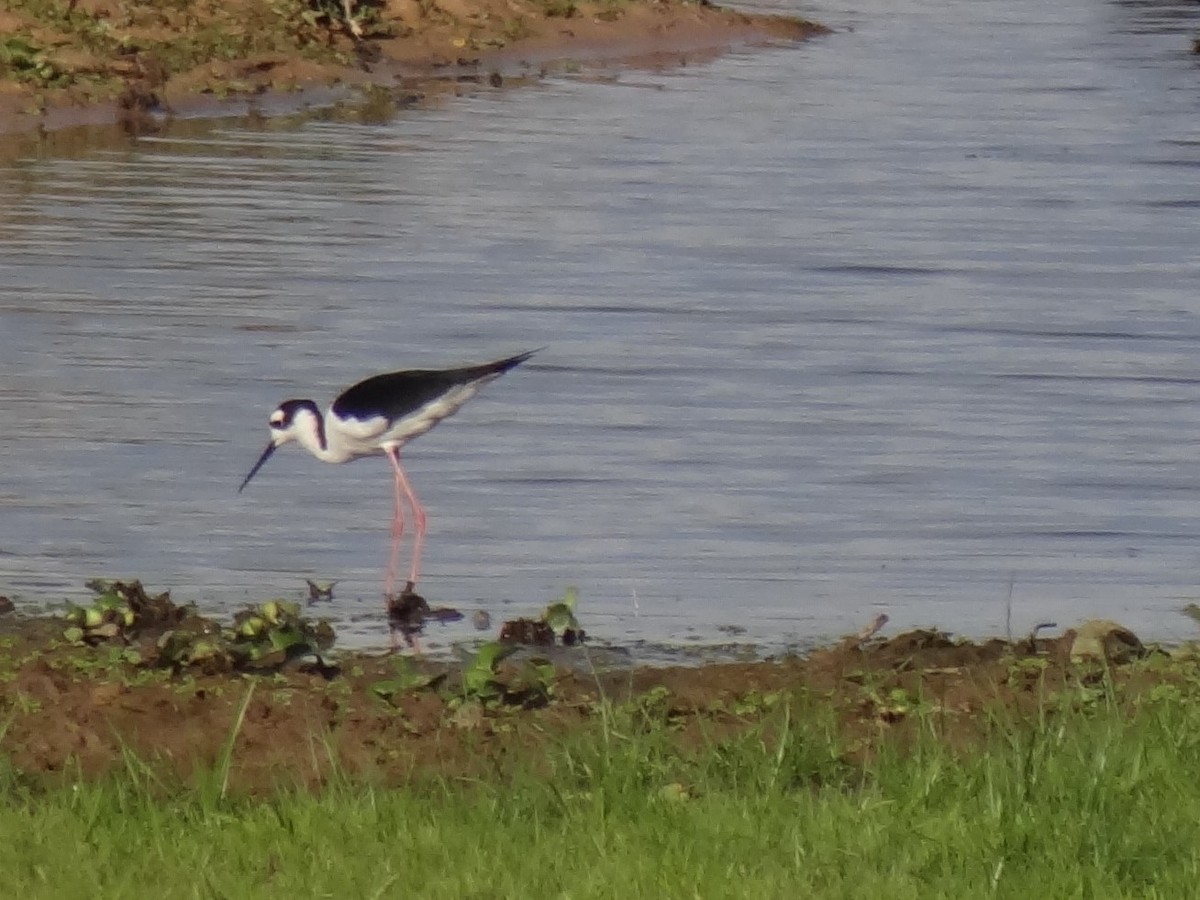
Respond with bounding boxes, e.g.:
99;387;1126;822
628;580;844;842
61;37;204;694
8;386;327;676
2;0;1200;653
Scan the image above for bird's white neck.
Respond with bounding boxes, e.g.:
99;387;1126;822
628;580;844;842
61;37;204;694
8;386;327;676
290;407;347;463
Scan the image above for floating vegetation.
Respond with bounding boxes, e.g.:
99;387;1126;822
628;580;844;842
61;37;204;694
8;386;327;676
304;579;337;604
64;580;334;674
65;579;190;645
166;599;335;673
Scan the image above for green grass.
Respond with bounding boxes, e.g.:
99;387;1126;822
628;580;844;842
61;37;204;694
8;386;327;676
3;687;1200;897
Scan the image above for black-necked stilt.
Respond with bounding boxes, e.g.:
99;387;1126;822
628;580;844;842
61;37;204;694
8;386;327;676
239;350;537;609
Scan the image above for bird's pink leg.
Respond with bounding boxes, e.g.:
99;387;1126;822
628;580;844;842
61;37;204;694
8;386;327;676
384;449;407;600
389;452;428;586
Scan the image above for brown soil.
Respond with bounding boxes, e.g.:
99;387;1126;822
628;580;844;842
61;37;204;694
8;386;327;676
0;605;1175;795
0;0;828;135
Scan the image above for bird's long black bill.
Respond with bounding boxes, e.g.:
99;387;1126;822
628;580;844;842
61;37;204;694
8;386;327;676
238;442;277;493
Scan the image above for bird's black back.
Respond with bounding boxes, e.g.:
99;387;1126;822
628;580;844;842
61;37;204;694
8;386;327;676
330;351;536;424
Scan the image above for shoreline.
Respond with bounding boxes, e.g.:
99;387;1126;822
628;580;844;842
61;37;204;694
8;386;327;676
0;0;828;138
0;595;1193;892
0;580;1176;788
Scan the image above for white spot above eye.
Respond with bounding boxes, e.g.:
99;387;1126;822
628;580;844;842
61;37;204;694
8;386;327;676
269;412;285;426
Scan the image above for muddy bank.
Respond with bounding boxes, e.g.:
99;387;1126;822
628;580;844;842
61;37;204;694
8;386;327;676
0;0;827;135
0;583;1188;793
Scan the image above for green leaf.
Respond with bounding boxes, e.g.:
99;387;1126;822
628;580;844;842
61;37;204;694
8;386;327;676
526;659;555;690
540;586;580;636
189;640;224;663
238;616;267;639
95;592;123;612
371;673;435;699
267;627;307;652
261;600;301;625
542;603;578;636
559;586;578;612
463;641;515;699
472;641;514;674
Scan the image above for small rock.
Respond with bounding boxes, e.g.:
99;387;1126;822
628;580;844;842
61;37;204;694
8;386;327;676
1070;619;1144;664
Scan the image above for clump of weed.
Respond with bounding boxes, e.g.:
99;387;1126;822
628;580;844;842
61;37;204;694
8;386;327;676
453;641;556;709
499;586;587;646
0;35;72;88
62;580;334;676
370;655;445;704
157;599;335;673
64;579;189;645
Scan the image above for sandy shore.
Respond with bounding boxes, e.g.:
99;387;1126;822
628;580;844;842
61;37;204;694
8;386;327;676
0;0;827;136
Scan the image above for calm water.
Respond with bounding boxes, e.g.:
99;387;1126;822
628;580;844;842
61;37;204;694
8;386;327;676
2;0;1200;654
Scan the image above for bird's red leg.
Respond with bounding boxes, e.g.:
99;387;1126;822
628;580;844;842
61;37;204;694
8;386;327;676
391;454;428;586
384;448;407;601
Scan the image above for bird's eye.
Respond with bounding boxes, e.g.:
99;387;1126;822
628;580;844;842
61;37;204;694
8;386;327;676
269;412;285;427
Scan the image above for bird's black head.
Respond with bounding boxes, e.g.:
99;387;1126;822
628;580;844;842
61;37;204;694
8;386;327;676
269;399;319;432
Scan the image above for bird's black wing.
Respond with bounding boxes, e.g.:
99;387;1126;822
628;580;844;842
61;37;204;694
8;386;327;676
331;351;536;424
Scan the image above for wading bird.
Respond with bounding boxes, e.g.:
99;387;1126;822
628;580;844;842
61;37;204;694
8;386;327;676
239;350;537;610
